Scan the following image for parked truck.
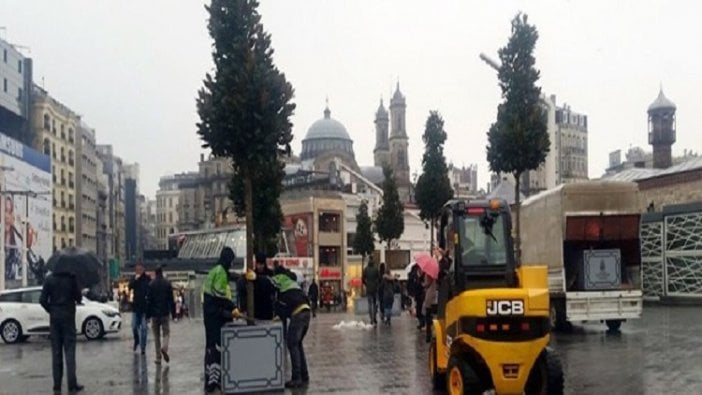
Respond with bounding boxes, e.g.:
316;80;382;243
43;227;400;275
520;181;643;331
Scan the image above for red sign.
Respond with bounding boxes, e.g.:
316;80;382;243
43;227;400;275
283;214;313;257
319;267;342;280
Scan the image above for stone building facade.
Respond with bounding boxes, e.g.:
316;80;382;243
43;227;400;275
32;86;80;250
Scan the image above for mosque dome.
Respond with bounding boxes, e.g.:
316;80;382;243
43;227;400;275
301;105;355;161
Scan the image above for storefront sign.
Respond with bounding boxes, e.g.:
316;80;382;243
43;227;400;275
319;267;342;280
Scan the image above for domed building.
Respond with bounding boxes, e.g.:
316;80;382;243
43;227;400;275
300;105;360;173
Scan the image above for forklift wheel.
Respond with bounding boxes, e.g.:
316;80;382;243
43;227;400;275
429;341;445;389
447;356;482;395
525;348;564;395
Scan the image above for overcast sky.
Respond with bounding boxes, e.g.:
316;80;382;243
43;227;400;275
1;0;700;197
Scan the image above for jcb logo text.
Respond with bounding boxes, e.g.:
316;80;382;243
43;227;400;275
486;300;524;316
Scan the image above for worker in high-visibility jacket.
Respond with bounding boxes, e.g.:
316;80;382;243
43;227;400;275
272;270;311;389
202;247;236;394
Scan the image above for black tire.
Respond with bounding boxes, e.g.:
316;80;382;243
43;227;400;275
83;317;104;341
526;348;564;395
429;341;445;389
605;320;622;332
550;301;572;332
447;355;483;395
0;320;23;344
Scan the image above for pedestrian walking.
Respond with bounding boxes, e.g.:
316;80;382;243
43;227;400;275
362;259;380;325
40;272;84;394
202;247;236;394
272;272;311;389
147;266;176;365
377;263;386;322
381;266;396;326
408;264;426;329
129;261;151;354
307;279;319;318
423;270;438;343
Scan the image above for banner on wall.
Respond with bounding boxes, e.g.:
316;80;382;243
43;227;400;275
0;134;52;290
282;213;313;257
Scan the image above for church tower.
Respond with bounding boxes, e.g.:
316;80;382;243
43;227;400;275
373;99;390;167
389;82;411;202
647;88;676;169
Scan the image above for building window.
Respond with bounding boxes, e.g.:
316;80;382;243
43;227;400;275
2;78;6;93
43;139;50;156
17;88;22;101
68;129;74;143
52;120;56;135
168;212;173;223
44;114;50;130
319;212;340;233
60;125;65;140
2;49;6;62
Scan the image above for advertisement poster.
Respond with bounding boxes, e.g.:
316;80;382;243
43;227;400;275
1;134;52;290
282;213;313;257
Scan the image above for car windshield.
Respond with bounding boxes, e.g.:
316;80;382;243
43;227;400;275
459;214;508;266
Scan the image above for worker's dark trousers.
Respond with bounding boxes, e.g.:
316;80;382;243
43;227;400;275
50;317;78;391
287;310;311;382
204;310;225;392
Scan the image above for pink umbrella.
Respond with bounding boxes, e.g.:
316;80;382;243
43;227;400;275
414;253;439;280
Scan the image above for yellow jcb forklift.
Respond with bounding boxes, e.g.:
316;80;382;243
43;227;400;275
428;199;563;395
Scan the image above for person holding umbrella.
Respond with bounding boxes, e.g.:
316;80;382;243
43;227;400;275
40;271;83;394
415;252;439;343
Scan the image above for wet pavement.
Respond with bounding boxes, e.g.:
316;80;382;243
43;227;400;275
0;305;701;394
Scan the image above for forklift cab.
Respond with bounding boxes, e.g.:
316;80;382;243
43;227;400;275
437;199;517;318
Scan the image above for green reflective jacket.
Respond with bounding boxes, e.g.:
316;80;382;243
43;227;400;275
202;264;232;301
272;273;299;293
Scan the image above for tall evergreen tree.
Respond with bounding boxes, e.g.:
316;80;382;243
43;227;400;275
196;0;295;318
486;13;549;263
375;166;405;254
415;111;454;250
353;200;375;267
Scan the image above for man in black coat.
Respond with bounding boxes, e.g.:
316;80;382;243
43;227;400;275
129;261;151;354
147;266;175;364
239;253;276;320
40;272;84;394
307;280;319;318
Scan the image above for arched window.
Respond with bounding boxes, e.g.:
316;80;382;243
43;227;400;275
43;114;50;130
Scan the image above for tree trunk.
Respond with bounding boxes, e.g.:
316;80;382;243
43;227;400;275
244;173;255;325
361;253;366;297
513;172;521;266
429;219;435;252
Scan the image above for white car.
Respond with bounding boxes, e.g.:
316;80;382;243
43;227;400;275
0;286;122;344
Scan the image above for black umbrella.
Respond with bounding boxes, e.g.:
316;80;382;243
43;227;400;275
47;247;103;289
